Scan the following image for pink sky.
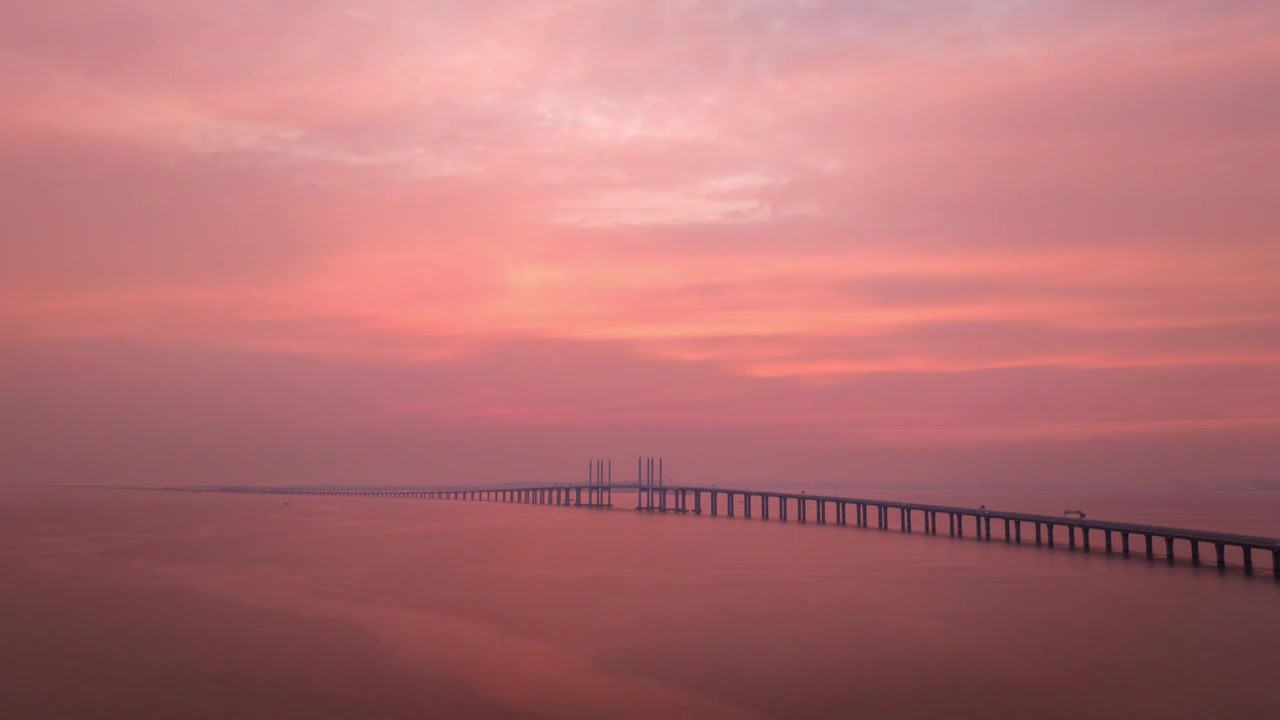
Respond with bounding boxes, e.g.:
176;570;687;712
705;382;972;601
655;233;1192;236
2;1;1278;489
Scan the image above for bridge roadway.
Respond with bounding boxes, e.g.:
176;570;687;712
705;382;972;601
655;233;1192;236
166;482;1280;579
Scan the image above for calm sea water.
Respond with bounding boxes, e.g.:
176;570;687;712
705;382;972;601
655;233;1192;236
2;486;1278;719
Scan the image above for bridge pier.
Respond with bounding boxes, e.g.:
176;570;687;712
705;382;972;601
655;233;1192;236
1014;520;1022;543
727;492;735;518
1003;518;1010;543
1082;527;1091;552
744;493;752;519
1191;541;1200;565
1047;523;1055;547
1165;536;1175;563
1215;543;1226;569
780;496;789;521
762;495;771;520
1242;547;1252;574
1104;530;1112;553
1068;526;1076;549
1121;532;1130;556
1273;550;1279;579
1145;534;1154;559
694;490;702;514
983;516;991;540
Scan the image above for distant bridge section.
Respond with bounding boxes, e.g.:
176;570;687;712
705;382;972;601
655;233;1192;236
162;476;1280;580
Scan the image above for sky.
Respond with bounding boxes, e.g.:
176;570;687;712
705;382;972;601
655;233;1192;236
2;1;1278;489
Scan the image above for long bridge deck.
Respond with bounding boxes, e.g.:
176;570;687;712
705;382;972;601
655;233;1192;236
161;482;1280;579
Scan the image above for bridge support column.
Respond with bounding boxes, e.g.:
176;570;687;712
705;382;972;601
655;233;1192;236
762;495;771;520
780;496;788;521
984;516;991;540
903;508;910;532
1003;518;1010;542
1145;534;1154;559
711;491;718;516
949;513;955;536
694;491;702;514
575;488;582;506
1215;543;1225;569
1165;536;1175;562
1082;527;1090;552
744;494;752;519
1068;526;1076;549
1121;532;1130;556
1191;541;1200;565
1047;523;1055;547
1274;550;1280;580
727;492;735;518
1242;547;1253;574
837;502;845;526
1015;520;1022;544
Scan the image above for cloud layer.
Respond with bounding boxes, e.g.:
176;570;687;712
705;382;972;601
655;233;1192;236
3;1;1278;487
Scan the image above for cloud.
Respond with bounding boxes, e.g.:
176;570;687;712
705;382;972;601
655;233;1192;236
1;0;1278;486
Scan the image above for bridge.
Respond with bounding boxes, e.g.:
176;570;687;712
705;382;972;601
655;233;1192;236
161;459;1280;580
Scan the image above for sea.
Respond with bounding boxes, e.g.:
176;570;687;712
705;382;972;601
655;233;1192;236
2;484;1278;719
